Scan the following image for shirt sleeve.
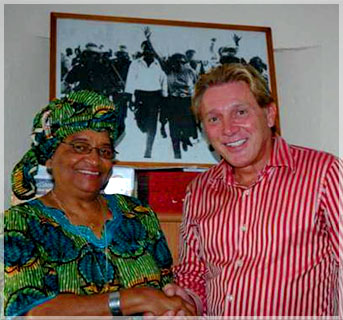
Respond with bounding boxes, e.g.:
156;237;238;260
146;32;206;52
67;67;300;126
4;205;58;317
320;157;343;316
160;69;168;97
172;186;207;315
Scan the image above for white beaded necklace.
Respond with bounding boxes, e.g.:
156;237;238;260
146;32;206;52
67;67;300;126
50;189;109;274
51;189;106;233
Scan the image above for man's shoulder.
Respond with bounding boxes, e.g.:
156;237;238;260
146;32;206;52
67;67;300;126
129;58;144;67
286;142;339;176
289;143;337;163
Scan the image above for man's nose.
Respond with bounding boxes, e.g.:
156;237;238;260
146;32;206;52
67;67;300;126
222;116;239;135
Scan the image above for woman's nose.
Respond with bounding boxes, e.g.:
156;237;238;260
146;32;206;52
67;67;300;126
86;148;102;163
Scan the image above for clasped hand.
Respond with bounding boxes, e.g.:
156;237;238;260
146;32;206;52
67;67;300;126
141;284;196;317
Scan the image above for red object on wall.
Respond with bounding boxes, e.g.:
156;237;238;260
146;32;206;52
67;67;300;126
137;171;202;214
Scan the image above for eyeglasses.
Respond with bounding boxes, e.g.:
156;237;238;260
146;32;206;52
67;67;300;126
61;141;116;160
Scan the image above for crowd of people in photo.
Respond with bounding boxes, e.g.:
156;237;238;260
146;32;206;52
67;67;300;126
60;27;269;159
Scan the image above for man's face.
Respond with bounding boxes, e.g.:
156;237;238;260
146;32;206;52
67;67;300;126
200;81;276;172
186;51;196;60
142;46;154;64
173;56;187;71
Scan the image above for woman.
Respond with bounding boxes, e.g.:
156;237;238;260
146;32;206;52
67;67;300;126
4;90;195;317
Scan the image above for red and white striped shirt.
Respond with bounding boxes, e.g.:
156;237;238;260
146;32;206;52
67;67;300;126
173;136;342;316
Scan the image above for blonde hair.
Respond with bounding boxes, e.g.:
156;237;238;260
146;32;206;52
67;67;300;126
192;63;274;119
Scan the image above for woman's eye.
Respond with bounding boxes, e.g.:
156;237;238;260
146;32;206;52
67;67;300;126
74;144;88;152
100;148;112;156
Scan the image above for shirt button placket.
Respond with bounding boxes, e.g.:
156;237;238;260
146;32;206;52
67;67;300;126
224;293;234;315
226;294;234;304
236;260;243;268
243;189;250;196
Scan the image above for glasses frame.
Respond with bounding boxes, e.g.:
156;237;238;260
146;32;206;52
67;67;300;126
61;141;116;160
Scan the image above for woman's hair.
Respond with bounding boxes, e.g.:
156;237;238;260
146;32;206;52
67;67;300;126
191;63;274;119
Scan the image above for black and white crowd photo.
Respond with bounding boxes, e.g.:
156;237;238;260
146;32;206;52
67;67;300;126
56;17;272;164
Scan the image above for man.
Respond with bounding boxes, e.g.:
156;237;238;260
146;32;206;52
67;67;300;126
165;63;342;316
249;56;269;84
185;49;205;77
125;40;168;158
109;48;132;134
61;47;73;79
162;53;198;159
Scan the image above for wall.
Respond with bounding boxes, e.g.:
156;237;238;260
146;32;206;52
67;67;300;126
4;4;339;209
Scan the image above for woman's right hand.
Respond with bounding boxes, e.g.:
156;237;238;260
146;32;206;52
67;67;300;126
120;287;196;316
24;287;196;317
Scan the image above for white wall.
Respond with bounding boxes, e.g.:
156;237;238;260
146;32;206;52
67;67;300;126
4;4;339;209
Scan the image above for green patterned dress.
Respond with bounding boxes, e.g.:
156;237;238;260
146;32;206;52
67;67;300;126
4;194;173;317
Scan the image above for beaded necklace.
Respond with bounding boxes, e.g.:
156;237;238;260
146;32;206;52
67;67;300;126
50;189;109;274
51;190;106;232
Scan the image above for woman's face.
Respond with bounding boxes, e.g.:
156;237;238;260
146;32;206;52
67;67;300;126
46;129;113;198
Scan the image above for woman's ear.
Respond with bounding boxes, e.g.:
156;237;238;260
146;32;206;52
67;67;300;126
45;158;52;169
106;166;113;183
45;159;53;175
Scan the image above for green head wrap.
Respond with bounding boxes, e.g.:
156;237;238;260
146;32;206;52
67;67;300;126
12;90;124;201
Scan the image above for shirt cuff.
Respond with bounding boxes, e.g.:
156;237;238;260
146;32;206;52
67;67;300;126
184;288;203;315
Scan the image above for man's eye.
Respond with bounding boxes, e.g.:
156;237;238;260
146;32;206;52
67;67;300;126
237;109;247;116
208;117;218;123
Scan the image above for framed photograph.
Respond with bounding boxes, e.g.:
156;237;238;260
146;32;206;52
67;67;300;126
50;12;279;168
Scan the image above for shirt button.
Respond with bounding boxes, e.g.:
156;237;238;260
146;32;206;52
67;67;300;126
226;295;234;302
241;225;247;232
244;190;250;196
236;260;243;267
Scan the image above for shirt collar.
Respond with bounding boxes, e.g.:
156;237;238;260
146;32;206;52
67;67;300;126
209;136;296;186
138;57;158;66
268;135;295;170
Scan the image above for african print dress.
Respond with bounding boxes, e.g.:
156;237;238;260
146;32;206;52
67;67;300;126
4;194;173;317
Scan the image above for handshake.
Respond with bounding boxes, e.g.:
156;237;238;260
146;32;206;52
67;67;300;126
120;283;199;317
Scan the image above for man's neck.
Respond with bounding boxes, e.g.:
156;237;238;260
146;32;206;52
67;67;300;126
144;56;154;67
233;166;263;187
232;139;274;187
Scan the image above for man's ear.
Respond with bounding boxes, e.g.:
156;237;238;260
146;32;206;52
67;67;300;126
265;102;277;128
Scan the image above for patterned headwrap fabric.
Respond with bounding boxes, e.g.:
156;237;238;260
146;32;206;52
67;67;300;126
11;90;123;201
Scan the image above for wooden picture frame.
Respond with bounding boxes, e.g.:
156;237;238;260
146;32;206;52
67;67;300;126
50;12;279;169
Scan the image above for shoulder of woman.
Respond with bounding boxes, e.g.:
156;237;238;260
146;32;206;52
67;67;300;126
5;199;43;229
106;193;151;211
106;193;160;226
5;199;41;214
